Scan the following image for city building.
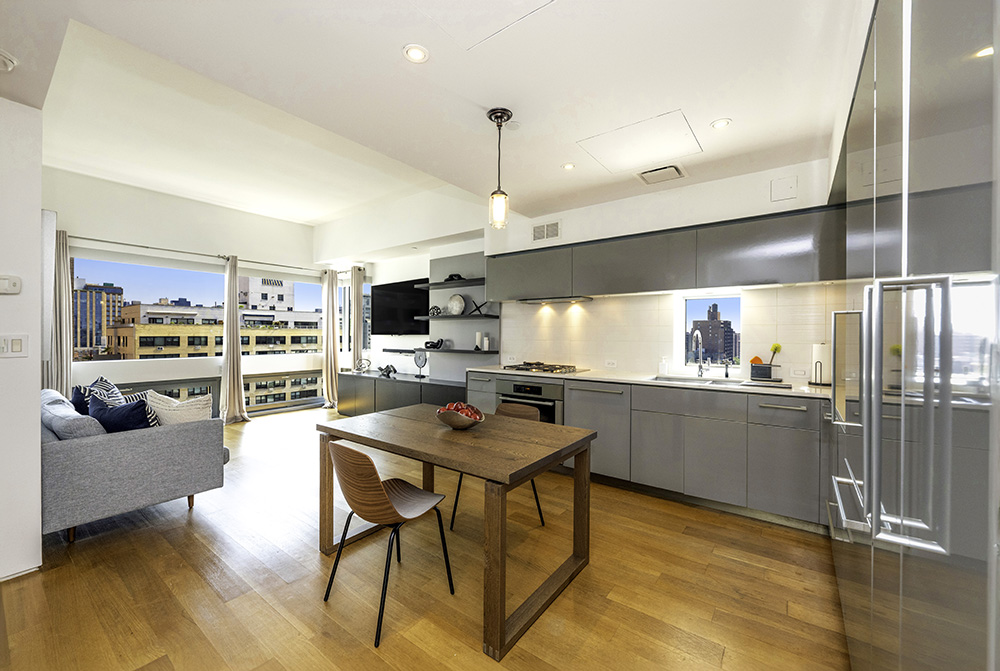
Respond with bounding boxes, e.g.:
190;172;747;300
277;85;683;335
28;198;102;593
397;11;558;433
71;275;124;360
688;303;739;363
239;276;295;311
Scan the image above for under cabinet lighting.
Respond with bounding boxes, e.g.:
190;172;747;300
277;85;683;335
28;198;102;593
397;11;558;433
974;46;994;58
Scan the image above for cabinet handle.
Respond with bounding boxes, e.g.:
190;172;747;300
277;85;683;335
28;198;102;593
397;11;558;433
566;386;624;395
758;403;808;412
469;376;492;382
497;396;555;407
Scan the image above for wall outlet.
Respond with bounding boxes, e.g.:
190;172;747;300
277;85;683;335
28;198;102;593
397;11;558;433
793;368;807;377
506;355;517;363
605;359;617;369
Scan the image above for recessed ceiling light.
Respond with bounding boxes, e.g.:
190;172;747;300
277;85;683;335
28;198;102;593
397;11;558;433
0;49;18;73
974;46;994;58
402;44;429;63
562;163;575;170
710;118;732;130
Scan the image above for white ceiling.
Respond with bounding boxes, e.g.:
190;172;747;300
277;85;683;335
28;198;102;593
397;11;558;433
0;0;874;229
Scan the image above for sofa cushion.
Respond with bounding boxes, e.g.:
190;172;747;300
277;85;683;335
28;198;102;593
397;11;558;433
40;422;60;444
146;390;213;425
72;376;126;414
119;390;160;428
41;389;106;440
88;396;152;434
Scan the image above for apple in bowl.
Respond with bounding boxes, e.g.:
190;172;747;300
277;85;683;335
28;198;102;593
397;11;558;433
436;402;484;429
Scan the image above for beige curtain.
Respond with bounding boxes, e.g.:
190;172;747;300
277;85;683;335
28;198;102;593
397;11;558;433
350;265;365;368
220;255;250;424
43;229;72;395
321;269;340;408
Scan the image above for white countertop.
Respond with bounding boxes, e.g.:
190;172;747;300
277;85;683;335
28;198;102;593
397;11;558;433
466;365;832;400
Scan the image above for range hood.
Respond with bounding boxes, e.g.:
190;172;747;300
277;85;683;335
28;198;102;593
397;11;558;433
517;296;593;305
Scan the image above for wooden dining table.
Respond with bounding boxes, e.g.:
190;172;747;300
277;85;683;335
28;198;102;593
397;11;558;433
316;403;597;661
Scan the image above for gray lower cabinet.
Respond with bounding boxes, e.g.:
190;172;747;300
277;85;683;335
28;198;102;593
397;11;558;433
684;416;747;506
564;381;631;480
375;378;420;412
571;230;696;295
747;424;820;523
421;383;463;408
630;410;684;492
337;373;374;416
466;371;498;414
486;247;573;301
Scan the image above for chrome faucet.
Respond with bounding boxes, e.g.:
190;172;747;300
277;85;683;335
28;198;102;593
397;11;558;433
692;329;704;377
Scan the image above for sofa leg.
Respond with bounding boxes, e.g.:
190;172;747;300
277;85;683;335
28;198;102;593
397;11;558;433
67;527;76;543
188;495;195;509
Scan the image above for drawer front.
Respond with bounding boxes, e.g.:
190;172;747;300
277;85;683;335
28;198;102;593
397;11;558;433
631;385;746;422
747;395;820;430
466;372;496;394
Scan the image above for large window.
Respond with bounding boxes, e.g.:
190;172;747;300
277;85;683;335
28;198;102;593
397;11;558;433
684;296;741;365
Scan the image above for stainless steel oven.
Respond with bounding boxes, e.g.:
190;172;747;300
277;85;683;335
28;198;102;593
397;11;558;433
495;375;564;424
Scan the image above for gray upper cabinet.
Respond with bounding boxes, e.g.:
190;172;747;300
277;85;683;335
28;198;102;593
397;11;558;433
486;248;573;301
696;207;845;287
572;230;696;295
907;183;992;275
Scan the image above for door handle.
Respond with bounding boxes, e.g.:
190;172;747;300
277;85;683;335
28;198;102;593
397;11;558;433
757;403;808;412
566;386;624;395
497;396;555;407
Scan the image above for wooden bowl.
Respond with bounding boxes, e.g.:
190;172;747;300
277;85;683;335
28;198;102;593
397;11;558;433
436;407;484;430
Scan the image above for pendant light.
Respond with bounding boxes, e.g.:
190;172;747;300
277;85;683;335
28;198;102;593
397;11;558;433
487;107;512;229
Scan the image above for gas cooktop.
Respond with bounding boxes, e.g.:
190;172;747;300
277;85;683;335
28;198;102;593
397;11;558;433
503;361;583;374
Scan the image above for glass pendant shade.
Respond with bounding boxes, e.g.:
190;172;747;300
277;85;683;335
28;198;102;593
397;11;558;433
489;189;508;229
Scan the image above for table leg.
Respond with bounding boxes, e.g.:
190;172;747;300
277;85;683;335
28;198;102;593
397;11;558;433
422;462;435;492
319;435;335;555
483;479;507;659
573;446;591;560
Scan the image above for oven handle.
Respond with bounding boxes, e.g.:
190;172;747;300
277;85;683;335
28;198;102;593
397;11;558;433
497;396;557;407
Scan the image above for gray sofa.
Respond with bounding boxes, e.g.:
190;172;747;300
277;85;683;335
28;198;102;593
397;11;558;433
40;389;229;539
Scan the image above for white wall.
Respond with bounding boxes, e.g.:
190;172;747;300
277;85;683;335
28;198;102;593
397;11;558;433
485;158;832;256
43;167;320;270
0;99;43;580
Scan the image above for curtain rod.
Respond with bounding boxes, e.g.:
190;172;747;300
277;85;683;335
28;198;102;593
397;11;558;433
67;235;326;273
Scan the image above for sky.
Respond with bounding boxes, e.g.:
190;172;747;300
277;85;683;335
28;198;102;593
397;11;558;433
685;296;741;332
73;258;322;312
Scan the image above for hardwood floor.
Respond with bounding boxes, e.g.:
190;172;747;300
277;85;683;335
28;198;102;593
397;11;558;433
1;408;850;670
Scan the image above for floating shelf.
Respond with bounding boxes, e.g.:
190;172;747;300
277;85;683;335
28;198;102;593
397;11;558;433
382;348;415;354
414;348;499;354
414;278;486;290
414;314;499;321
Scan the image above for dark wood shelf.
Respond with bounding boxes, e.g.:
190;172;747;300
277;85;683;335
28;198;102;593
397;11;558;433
414;314;499;321
382;348;415;354
414;278;486;290
414;348;499;354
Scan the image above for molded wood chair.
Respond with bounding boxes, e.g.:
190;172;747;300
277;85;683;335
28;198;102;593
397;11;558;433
449;402;545;530
323;441;454;647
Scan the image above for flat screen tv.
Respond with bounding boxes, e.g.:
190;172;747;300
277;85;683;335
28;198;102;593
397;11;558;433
370;278;430;335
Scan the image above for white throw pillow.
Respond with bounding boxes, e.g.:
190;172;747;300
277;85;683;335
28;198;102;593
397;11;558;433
146;390;213;425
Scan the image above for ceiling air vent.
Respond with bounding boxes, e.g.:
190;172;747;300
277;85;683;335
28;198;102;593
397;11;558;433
532;221;560;242
638;165;684;185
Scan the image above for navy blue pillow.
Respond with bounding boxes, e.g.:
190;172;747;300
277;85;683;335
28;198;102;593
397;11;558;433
88;396;151;433
70;387;90;415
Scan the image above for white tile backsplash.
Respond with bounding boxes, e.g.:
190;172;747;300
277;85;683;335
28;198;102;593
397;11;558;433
499;282;845;381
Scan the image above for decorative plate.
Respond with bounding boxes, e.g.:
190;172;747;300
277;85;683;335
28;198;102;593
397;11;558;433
446;294;465;315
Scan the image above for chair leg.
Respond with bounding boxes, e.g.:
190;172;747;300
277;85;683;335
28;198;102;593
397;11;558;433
449;472;464;531
530;478;545;526
433;507;455;595
67;527;76;543
396;526;401;563
187;495;195;508
375;525;400;648
323;510;354;602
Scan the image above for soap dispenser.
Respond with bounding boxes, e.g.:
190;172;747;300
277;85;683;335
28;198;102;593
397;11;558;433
658;356;669;376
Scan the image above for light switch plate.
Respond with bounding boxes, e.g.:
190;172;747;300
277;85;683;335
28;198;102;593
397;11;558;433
0;334;28;358
0;275;22;294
